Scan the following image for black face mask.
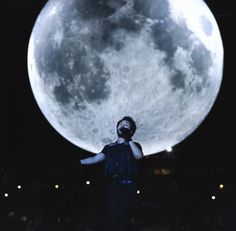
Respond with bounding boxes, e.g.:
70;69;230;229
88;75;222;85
118;127;132;139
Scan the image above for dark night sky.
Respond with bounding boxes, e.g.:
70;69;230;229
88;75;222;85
3;1;234;169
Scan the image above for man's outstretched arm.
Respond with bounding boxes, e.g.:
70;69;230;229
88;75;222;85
80;152;105;165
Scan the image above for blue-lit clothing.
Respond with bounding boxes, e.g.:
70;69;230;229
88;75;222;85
101;141;142;177
101;141;143;231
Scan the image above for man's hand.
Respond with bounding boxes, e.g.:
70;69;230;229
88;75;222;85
124;137;133;145
126;137;133;142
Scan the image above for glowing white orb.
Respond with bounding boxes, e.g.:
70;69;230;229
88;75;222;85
28;0;223;155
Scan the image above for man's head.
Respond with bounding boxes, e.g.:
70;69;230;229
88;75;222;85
116;116;136;138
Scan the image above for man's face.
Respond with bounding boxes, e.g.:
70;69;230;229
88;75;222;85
117;120;132;137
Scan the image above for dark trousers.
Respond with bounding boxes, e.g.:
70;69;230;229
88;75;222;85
105;178;138;231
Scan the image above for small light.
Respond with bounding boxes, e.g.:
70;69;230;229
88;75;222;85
137;190;140;194
8;211;15;218
219;184;224;189
55;184;59;189
166;147;172;152
21;216;27;222
86;181;90;185
211;195;216;200
4;193;8;198
161;168;171;175
17;185;22;189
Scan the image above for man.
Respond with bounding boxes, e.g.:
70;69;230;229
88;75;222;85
80;116;144;231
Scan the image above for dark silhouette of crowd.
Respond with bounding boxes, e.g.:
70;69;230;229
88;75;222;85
1;165;235;231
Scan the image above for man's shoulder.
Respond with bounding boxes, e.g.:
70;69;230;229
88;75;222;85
107;142;117;147
103;142;116;149
101;142;116;155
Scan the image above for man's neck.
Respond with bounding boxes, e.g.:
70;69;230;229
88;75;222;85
116;136;126;144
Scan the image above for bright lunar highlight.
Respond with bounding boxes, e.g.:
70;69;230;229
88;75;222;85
27;0;224;155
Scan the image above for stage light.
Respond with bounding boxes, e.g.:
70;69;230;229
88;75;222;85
137;190;140;194
8;211;15;218
166;147;172;152
4;193;8;198
55;184;59;189
17;185;22;189
211;195;216;200
21;216;27;222
86;181;90;185
161;168;171;175
219;184;224;189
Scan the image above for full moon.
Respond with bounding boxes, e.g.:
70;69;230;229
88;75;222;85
27;0;223;155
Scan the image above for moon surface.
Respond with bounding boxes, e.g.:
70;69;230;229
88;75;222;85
27;0;223;155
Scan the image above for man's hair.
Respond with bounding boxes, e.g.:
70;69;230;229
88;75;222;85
116;116;137;135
